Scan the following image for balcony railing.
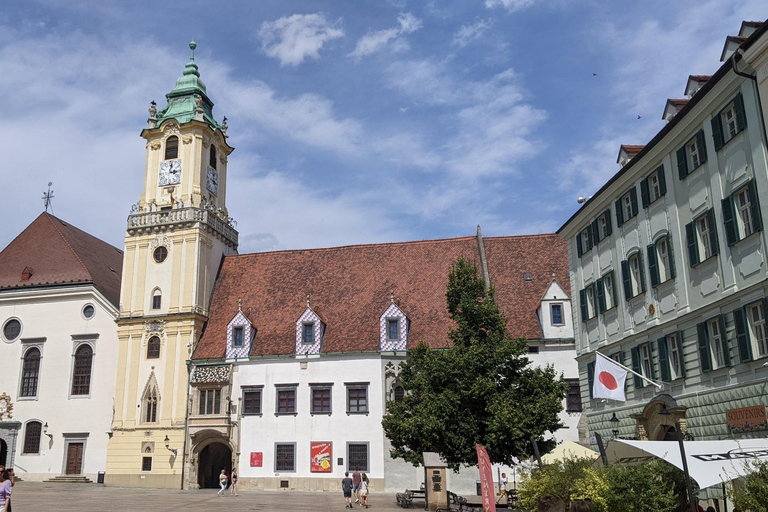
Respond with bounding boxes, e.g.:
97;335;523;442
127;206;238;247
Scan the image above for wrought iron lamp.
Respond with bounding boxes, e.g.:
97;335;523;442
43;422;53;440
164;435;178;457
609;412;620;439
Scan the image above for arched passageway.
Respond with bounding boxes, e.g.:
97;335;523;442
197;442;232;489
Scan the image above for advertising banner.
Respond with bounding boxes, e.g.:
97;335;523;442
727;404;767;434
475;444;496;512
311;442;333;472
250;452;263;467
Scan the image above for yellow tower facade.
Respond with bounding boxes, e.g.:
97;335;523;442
105;42;237;488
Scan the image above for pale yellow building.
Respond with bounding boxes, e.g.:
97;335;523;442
105;42;238;488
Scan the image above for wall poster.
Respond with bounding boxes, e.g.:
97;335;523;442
310;442;333;472
250;452;263;467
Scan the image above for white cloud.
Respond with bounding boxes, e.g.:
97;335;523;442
452;18;493;47
485;0;538;11
258;13;344;67
348;12;423;60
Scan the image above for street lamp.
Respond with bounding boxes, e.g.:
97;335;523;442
609;412;620;439
164;435;178;457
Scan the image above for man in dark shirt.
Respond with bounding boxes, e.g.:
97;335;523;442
352;469;362;504
341;472;354;509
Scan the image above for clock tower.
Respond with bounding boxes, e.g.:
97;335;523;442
105;42;238;489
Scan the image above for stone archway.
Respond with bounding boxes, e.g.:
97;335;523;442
197;441;232;489
630;394;688;440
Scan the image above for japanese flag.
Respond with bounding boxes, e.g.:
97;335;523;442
592;355;627;402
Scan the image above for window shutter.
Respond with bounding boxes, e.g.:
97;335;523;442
604;210;612;236
648;344;656;379
647;244;659;288
596;277;606;313
697;323;712;372
667;236;676;279
696;129;707;164
748;179;763;232
657;337;670;382
591;219;600;245
576;233;584;257
719;314;731;366
707;209;719;255
722;195;739;246
637;252;646;293
630;347;643;390
734;92;747;132
657;165;667;196
677;146;689;180
609;270;618;305
621;260;632;301
586;225;594;251
629;187;639;218
640;177;650;208
711;114;725;151
615;198;624;227
579;289;588;322
685;221;699;266
733;307;753;362
677;331;686;378
587;361;595;399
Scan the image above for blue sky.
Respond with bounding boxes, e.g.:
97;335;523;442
1;0;766;252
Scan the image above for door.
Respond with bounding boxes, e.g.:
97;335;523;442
66;443;84;475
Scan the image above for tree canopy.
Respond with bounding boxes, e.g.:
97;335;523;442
382;257;568;470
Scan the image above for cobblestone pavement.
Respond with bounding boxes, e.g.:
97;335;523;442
8;482;407;512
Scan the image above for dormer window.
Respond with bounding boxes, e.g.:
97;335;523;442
226;308;254;358
164;136;179;160
209;146;217;169
379;302;408;351
233;327;244;347
303;323;314;344
295;305;324;355
387;319;399;340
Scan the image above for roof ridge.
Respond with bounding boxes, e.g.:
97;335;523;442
42;212;93;281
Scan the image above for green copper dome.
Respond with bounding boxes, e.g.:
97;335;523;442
155;41;222;130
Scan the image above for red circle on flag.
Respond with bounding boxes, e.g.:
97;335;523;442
598;371;618;390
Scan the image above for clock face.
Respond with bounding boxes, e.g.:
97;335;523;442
159;159;182;186
206;166;219;196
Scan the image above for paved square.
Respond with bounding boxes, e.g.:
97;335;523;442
9;482;408;512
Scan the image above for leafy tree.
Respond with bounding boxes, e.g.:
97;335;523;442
518;457;607;511
730;459;768;512
382;257;568;470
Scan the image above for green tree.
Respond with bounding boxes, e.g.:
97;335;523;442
730;459;768;512
382;257;568;470
518;457;607;511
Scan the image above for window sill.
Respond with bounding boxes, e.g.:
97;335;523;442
626;292;645;302
691;254;718;269
683;162;706;179
242;412;263;417
311;411;332;416
653;277;675;289
275;412;298;417
601;306;618;315
346;411;369;416
728;229;761;248
717;130;744;152
17;396;38;401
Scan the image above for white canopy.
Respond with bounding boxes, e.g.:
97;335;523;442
541;441;599;464
602;438;768;489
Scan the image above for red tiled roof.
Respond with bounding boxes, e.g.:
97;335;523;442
667;99;689;107
620;145;645;154
193;233;569;359
0;213;123;306
688;75;711;83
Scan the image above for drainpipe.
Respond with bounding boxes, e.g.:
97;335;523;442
731;50;768;147
181;359;192;490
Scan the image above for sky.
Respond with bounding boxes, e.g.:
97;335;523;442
0;0;766;253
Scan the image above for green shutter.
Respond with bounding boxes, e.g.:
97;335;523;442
621;260;632;301
667;236;676;279
686;221;699;266
579;289;588;322
719;315;731;366
734;307;753;363
696;129;708;164
637;252;646;293
591;219;600;245
640;176;650;208
697;322;712;372
734;92;747;132
615;198;624;227
629;187;639;218
748;179;763;232
707;209;719;256
657;337;671;382
657;165;667;196
647;244;659;288
631;347;643;390
576;233;584;257
596;277;606;313
677;331;686;378
587;361;595;399
677;146;689;179
648;344;656;379
711;113;725;151
585;226;593;251
722;195;739;246
604;210;613;236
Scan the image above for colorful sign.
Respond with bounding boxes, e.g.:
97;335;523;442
727;404;768;434
250;452;263;467
311;442;333;472
476;444;496;512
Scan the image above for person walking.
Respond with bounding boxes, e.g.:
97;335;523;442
217;469;228;496
352;469;362;504
341;472;354;508
230;471;238;496
360;473;370;508
496;472;509;504
0;469;12;512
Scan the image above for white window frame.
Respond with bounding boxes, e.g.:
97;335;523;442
550;303;564;326
688;138;701;169
696;215;713;260
708;318;725;369
649;171;662;203
735;186;755;238
640;343;652;378
722;102;739;142
603;273;615;310
585;286;596;319
580;229;591;252
748;302;768;359
302;323;315;344
623;194;633;221
656;237;672;283
233;326;244;347
667;333;682;380
598;214;609;239
387;318;400;340
629;253;642;297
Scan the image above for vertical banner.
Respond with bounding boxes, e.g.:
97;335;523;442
310;442;333;473
476;444;497;512
250;452;263;467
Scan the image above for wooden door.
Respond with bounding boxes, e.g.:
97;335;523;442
66;443;84;475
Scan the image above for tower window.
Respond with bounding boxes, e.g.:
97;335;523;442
147;336;161;359
152;290;162;310
153;246;168;263
164;136;179;160
144;386;159;423
209;146;217;169
3;318;21;341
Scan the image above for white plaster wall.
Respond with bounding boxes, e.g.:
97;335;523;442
528;344;581;442
0;286;119;481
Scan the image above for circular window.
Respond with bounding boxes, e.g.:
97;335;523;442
3;319;21;341
83;304;95;319
153;246;168;263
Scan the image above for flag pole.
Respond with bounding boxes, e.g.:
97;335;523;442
596;351;664;390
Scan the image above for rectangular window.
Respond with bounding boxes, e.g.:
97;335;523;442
713;94;746;150
640;344;652;379
275;443;296;472
22;422;41;454
649;172;661;202
598;215;608;240
748;302;768;358
736;187;756;238
677;130;707;179
311;386;332;414
708;319;725;368
649;236;675;287
688;138;701;169
565;379;582;413
623;194;633;221
585;285;596;319
142;456;153;472
686;209;719;266
303;323;315;344
276;387;296;414
152;295;161;310
603;272;615;310
578;227;593;257
242;388;262;415
199;389;221;415
233;327;244;347
667;333;682;380
697;215;713;260
723;104;738;140
346;384;368;413
387;319;399;340
347;443;369;472
623;253;645;298
551;303;564;325
723;180;762;246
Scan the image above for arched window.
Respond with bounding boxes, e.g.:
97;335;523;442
147;336;161;359
22;421;42;454
71;345;93;396
209;146;217;169
144;387;158;423
152;289;162;310
394;386;405;403
21;347;41;397
164;136;179;160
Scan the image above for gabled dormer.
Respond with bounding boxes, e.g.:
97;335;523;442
225;300;254;358
720;35;747;62
662;99;689;122
617;145;644;167
537;276;574;340
295;296;325;355
684;75;710;98
380;294;409;351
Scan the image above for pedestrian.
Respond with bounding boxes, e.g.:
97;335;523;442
569;499;594;512
217;469;228;496
0;467;12;512
496;472;508;504
360;473;370;508
0;469;11;512
230;471;238;496
341;472;354;508
352;468;362;504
